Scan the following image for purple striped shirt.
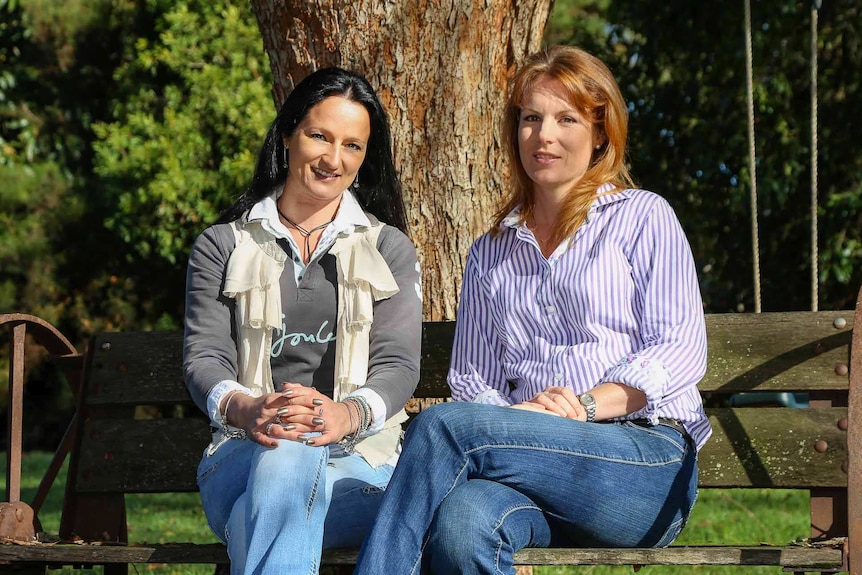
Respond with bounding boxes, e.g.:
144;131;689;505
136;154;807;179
448;185;712;450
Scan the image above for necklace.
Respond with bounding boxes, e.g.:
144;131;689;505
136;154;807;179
276;206;334;264
527;218;558;257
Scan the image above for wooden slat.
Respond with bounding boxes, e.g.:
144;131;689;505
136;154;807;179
512;546;844;567
73;419;209;493
0;542;228;565
86;332;189;406
699;407;848;488
83;311;854;406
415;312;854;396
414;321;455;397
700;311;852;394
0;543;843;569
71;407;847;494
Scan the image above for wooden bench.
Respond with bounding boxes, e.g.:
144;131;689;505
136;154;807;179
1;296;859;574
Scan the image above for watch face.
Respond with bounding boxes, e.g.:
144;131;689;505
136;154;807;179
580;393;596;422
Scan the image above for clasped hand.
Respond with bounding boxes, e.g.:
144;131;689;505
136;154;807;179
228;383;355;448
510;386;587;420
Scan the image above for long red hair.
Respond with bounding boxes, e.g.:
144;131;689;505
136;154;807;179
493;45;635;244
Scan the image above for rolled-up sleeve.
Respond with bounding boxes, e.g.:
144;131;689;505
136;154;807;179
598;198;707;422
448;244;512;405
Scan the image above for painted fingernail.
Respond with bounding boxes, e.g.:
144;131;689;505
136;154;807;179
305;439;316;446
280;424;296;431
312;417;324;425
281;389;294;397
312;399;324;406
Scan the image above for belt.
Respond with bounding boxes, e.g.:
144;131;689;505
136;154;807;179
628;418;691;443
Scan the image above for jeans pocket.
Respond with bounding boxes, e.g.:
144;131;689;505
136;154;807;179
197;436;248;485
654;516;685;547
197;457;222;485
654;483;699;548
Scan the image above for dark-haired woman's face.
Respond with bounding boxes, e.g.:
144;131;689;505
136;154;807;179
282;96;371;207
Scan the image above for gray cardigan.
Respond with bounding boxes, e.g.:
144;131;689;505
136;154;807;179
182;220;422;419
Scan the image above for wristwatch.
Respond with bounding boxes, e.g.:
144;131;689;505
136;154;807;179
579;393;597;423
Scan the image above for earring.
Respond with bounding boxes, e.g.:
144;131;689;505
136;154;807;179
282;147;289;169
352;176;360;190
595;144;602;150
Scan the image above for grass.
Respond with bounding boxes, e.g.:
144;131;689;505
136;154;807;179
535;488;810;575
2;452;810;574
3;451;218;575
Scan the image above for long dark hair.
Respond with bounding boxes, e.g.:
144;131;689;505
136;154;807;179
217;67;407;232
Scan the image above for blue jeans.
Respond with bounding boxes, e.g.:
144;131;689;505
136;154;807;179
197;437;394;575
354;402;698;575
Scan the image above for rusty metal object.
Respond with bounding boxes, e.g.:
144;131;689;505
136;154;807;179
0;501;35;542
848;287;862;575
0;314;82;543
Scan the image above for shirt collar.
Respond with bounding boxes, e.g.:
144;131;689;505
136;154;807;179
500;183;632;232
247;188;372;240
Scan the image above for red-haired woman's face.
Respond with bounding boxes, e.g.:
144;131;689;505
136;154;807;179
517;76;598;199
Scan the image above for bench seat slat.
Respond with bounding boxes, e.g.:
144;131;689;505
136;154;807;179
0;544;843;568
83;312;854;407
700;406;848;488
73;407;847;493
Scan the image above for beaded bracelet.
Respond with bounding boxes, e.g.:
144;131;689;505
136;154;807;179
338;396;372;453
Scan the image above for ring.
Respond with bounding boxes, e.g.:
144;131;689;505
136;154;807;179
274;414;283;424
265;422;276;435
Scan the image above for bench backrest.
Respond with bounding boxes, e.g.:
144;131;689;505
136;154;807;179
61;310;858;543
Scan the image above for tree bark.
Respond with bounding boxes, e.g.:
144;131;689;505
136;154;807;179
250;0;551;320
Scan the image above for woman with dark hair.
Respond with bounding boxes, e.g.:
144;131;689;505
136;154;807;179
183;67;422;574
355;46;709;575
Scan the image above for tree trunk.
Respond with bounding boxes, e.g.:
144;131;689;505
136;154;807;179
250;0;551;320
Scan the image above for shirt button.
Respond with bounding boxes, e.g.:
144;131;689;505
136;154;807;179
554;373;564;381
545;305;556;314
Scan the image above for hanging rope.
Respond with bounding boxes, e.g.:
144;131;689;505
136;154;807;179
744;0;762;313
810;0;821;311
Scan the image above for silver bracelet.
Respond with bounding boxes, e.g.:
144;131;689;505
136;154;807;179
338;397;371;453
220;390;248;440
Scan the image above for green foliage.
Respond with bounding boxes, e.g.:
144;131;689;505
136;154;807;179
0;0;271;443
92;1;271;266
0;162;78;323
0;0;271;341
549;0;862;311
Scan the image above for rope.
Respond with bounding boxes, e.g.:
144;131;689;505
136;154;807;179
744;0;762;313
810;1;820;311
